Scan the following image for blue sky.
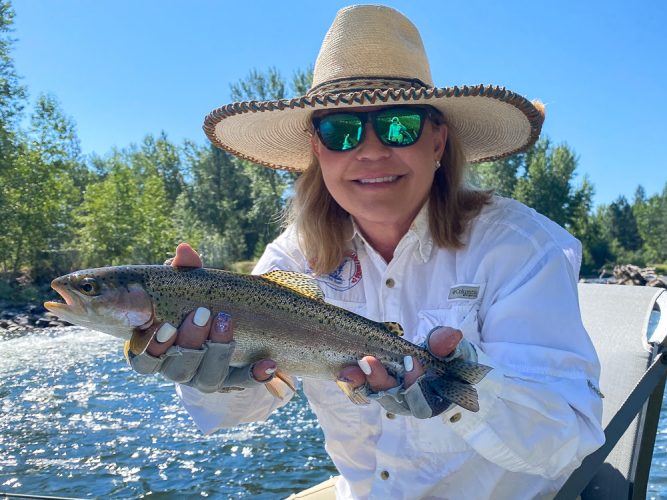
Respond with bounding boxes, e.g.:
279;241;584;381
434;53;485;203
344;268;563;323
11;0;666;206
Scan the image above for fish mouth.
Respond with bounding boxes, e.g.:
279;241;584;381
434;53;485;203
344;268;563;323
44;279;81;316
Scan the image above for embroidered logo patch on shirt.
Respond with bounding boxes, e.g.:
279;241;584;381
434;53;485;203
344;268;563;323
448;284;481;301
315;252;363;292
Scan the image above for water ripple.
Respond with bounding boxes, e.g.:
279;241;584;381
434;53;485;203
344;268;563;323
0;327;335;498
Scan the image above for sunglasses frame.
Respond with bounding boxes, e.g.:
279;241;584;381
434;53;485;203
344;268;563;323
312;105;434;152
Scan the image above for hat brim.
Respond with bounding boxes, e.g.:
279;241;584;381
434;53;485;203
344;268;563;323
203;84;544;171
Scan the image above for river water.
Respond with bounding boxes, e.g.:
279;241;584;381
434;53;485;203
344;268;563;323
1;324;666;499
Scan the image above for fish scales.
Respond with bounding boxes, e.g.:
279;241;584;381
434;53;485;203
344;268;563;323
142;266;419;379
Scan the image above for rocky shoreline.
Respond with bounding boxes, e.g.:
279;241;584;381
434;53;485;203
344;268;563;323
0;303;71;336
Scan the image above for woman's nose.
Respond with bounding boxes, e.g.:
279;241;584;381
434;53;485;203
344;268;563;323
355;123;391;160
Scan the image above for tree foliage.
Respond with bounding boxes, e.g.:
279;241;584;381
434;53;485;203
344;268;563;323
2;0;665;295
0;0;26;149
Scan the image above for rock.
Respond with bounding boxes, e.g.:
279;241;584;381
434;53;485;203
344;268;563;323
613;264;665;287
28;304;46;314
13;314;32;326
35;317;53;328
647;277;667;289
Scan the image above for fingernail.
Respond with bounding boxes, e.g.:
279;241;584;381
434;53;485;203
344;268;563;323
404;355;414;372
214;312;232;334
155;323;177;343
358;358;372;375
193;307;211;327
265;367;276;375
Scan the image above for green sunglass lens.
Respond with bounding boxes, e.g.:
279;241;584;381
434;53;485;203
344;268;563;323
375;110;423;146
319;114;363;150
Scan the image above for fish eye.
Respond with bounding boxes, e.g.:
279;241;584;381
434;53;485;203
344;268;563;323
77;277;100;296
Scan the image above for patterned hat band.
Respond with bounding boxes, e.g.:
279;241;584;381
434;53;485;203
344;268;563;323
308;76;431;96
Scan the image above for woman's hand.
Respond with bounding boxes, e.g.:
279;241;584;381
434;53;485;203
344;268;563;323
340;327;474;418
339;327;463;391
127;243;276;390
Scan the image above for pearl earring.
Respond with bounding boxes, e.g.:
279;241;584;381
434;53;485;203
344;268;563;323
434;160;441;170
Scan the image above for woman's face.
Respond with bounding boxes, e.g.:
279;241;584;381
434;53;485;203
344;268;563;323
311;106;447;233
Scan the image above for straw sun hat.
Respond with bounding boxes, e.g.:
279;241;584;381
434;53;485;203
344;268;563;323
203;4;545;172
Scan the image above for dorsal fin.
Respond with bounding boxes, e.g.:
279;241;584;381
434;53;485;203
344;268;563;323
383;321;404;337
260;270;325;302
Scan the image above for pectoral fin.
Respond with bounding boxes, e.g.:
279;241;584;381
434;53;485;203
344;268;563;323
127;328;156;355
336;379;370;405
264;369;297;400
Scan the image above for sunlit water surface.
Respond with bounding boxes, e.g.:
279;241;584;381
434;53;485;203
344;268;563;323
1;315;665;498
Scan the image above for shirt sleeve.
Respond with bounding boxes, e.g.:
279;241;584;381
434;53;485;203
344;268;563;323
175;234;303;434
443;246;605;479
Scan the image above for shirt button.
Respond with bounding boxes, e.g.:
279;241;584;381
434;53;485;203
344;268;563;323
386;412;395;419
449;412;462;423
385;278;395;288
380;470;390;480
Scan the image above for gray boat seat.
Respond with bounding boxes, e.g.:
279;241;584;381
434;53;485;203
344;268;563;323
555;284;667;499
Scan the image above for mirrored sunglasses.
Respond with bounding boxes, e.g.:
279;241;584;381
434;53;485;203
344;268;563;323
312;106;431;152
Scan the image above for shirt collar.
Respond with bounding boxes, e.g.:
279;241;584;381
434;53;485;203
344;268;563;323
350;203;433;263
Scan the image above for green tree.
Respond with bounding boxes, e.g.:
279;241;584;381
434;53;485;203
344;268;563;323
470;155;521;197
29;93;90;190
291;65;314;96
0;0;26;151
578;210;613;274
228;67;313;258
133;132;184;205
180;67;313;267
605;196;643;252
1;145;78;274
76;154;177;266
633;183;667;263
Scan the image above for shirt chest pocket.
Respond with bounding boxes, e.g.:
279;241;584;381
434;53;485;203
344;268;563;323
416;302;482;345
410;304;482;454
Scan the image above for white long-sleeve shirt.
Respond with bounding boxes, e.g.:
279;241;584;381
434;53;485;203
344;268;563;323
177;196;604;499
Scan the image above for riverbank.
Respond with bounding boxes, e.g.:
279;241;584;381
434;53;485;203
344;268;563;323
581;265;667;288
0;302;70;337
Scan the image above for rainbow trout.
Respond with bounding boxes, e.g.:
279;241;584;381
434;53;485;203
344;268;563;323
44;265;491;411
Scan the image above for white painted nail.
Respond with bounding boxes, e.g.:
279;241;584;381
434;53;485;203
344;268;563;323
193;307;211;327
358;358;372;376
265;367;276;375
404;355;414;372
155;323;177;343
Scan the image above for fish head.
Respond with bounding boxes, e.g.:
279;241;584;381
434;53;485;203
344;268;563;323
44;267;154;341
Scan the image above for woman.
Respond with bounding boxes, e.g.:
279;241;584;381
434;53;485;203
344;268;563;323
129;5;604;499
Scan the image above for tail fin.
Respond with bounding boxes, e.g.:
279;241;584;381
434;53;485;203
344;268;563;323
423;377;481;412
445;358;492;385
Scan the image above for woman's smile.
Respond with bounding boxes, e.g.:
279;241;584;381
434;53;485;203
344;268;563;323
355;174;401;185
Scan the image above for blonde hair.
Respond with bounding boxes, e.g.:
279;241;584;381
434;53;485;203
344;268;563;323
285;118;492;275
